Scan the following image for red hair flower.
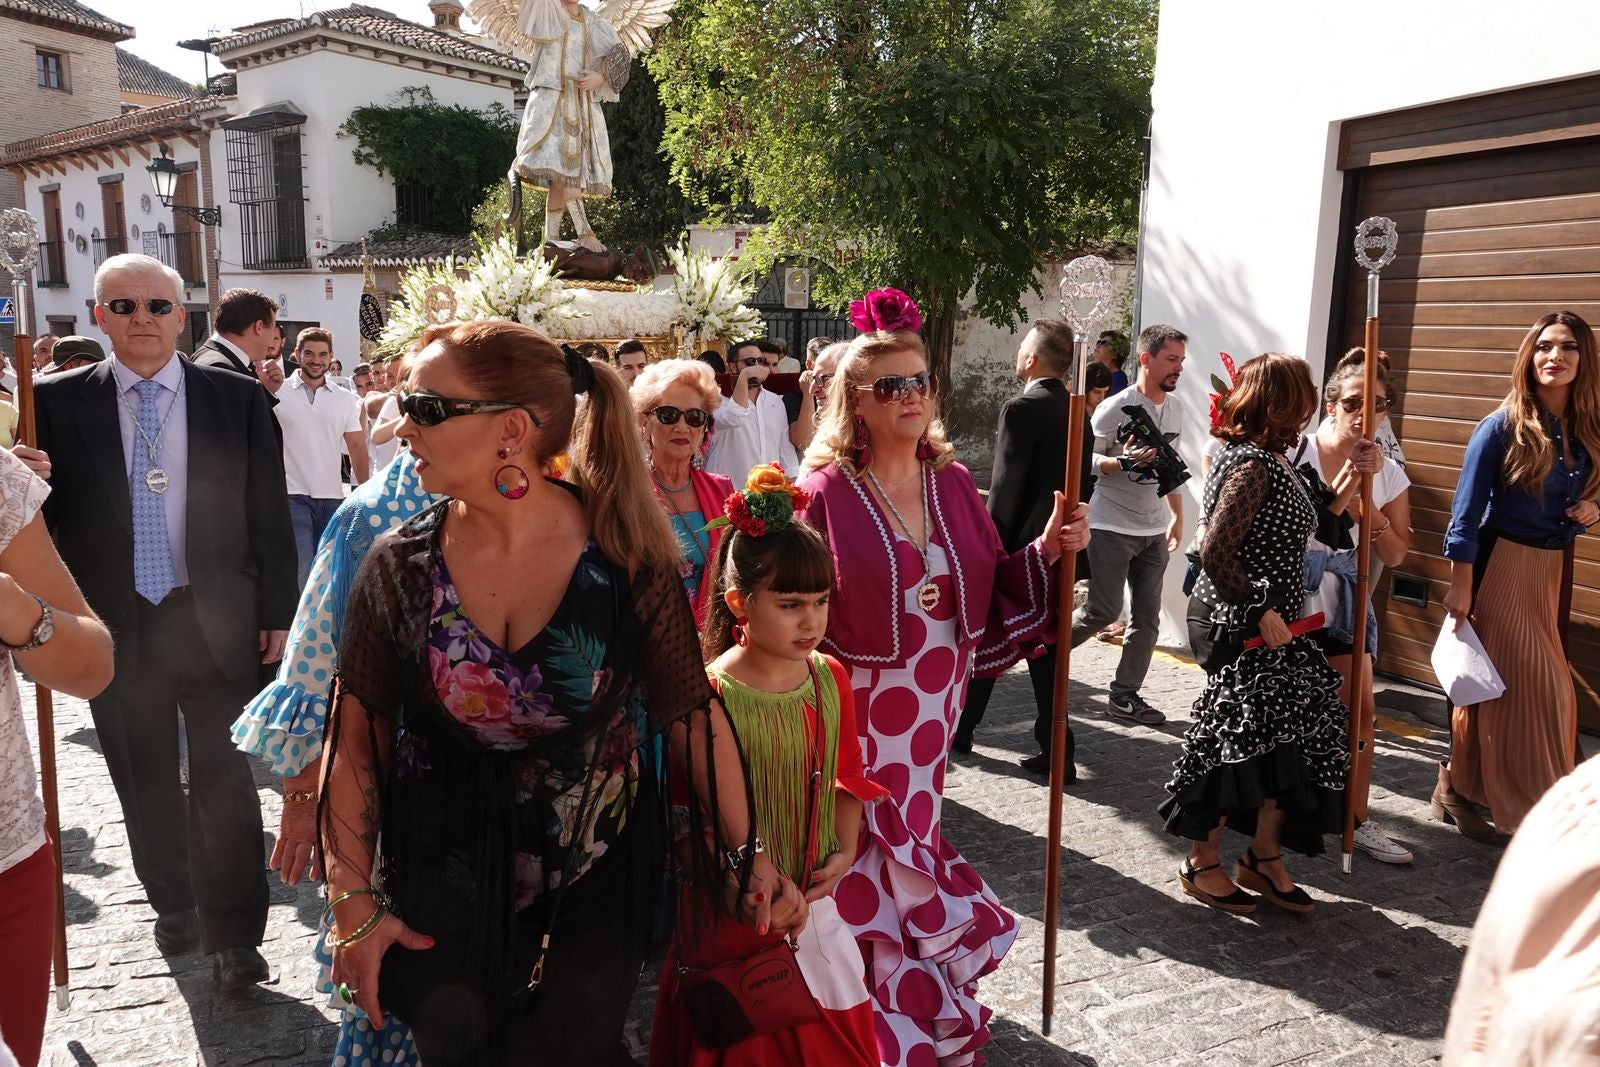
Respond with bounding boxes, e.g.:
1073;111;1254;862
849;287;923;335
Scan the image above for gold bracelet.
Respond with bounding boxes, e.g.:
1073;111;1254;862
284;790;318;804
324;886;378;920
331;905;388;949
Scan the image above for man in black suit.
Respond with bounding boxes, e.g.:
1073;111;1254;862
35;255;296;990
191;288;279;394
954;320;1092;784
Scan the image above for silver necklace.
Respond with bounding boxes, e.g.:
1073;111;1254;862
116;374;185;494
867;467;940;611
649;462;693;494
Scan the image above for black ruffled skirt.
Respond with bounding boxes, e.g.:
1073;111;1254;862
1158;635;1350;856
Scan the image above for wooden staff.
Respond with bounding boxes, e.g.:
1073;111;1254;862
1042;255;1110;1035
11;270;72;1010
1341;217;1397;874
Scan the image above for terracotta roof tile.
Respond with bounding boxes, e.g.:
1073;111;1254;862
0;0;132;40
321;231;473;268
118;48;199;101
1;97;235;165
214;5;524;73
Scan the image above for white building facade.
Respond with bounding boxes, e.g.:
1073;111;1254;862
1139;1;1600;718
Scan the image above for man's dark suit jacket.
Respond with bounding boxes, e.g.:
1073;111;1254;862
35;359;298;679
191;336;278;405
986;376;1096;554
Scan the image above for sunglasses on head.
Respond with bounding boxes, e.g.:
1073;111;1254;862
649;405;713;429
854;371;933;405
398;389;542;428
104;298;177;317
1336;396;1392;413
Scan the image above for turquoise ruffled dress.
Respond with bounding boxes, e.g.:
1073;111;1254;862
231;449;438;1066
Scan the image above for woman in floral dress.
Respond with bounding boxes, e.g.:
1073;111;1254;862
318;321;789;1065
797;290;1089;1066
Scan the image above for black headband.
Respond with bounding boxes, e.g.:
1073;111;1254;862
560;343;595;395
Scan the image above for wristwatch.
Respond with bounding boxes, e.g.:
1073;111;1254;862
2;594;53;653
724;835;766;872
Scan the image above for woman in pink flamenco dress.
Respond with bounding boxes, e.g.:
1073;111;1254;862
798;290;1090;1066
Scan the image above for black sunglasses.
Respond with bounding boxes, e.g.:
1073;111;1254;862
398;389;542;428
734;355;772;369
104;298;177;317
854;372;933;405
649;405;713;429
1335;396;1392;413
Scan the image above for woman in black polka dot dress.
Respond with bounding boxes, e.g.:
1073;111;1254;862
1159;353;1350;916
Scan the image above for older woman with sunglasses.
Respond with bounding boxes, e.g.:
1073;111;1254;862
631;358;731;626
797;290;1089;1067
319;321;781;1065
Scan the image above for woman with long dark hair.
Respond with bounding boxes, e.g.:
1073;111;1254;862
1163;353;1349;916
1439;310;1600;838
317;321;789;1065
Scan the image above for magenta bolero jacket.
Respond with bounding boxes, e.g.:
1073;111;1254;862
797;461;1056;675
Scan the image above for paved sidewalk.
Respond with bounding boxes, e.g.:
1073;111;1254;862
25;639;1508;1065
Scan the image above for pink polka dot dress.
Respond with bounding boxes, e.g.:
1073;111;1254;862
833;540;1019;1067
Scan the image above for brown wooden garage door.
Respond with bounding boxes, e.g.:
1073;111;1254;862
1339;135;1600;729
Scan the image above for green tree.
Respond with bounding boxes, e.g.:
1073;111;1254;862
340;87;518;235
648;0;1154;382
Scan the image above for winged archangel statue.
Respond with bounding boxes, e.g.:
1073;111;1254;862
468;0;678;253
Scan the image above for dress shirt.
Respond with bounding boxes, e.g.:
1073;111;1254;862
706;386;798;481
1444;408;1593;562
208;334;254;371
275;371;363;499
110;354;190;587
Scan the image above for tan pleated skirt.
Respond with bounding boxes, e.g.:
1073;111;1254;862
1450;536;1578;833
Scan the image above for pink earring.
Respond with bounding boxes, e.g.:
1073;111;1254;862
732;618;749;647
851;415;873;468
495;448;529;500
916;432;936;462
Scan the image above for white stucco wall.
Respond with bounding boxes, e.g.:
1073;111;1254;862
1139;0;1600;647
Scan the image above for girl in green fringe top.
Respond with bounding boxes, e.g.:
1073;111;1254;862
651;468;887;1066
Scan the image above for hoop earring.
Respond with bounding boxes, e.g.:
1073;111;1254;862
732;618;749;647
494;447;529;500
851;415;873;469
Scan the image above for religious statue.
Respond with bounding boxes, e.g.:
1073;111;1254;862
470;0;677;254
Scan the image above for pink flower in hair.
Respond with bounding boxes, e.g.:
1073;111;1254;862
849;287;923;335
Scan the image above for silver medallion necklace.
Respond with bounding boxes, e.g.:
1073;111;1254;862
867;466;940;612
117;373;186;495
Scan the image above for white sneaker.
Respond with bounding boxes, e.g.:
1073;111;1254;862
1353;820;1413;864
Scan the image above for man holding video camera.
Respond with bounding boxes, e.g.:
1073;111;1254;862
1071;323;1189;724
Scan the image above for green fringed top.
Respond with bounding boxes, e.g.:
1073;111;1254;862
708;652;841;883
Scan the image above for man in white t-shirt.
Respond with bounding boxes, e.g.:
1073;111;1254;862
274;328;367;589
706;340;798;481
1071;323;1189;724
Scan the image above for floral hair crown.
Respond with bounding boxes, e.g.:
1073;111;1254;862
1208;351;1239;430
705;464;811;538
849;287;923;335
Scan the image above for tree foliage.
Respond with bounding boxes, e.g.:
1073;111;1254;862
647;0;1155;380
340;87;518;235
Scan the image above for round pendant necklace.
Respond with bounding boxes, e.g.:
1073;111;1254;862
116;373;186;495
867;466;939;611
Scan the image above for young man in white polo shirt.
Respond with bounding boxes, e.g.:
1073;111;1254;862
275;328;367;589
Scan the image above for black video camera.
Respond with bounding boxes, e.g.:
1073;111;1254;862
1115;404;1190;498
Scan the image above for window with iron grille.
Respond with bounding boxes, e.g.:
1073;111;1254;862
97;181;128;264
39;189;67;287
36;51;64;90
226;118;308;270
395;180;436;229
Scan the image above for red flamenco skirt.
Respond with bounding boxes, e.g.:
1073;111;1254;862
650;894;878;1067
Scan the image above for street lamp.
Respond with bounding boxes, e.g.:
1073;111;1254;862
145;143;220;227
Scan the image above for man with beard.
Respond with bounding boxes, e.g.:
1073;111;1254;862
1072;323;1189;724
274;328;367;589
706;338;798;479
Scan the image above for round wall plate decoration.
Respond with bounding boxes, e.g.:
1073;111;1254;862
75;235;87;254
74;202;84;219
140;193;152;215
131;224;141;239
66;228;75;242
157;221;167;236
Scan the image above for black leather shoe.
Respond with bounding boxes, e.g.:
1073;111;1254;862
950;731;973;755
214;947;271;991
1019;752;1077;786
153;909;200;954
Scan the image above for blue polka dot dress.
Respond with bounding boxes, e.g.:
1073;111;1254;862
231;449;437;1065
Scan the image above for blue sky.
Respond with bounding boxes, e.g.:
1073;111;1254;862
94;1;465;86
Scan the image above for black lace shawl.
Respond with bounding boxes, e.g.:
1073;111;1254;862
318;498;742;1009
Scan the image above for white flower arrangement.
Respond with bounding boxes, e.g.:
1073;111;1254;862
665;243;764;345
549;288;677;340
458;234;585;332
376;256;464;355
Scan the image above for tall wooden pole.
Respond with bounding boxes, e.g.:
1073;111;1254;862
1042;256;1112;1035
9;232;71;1009
1341;217;1397;874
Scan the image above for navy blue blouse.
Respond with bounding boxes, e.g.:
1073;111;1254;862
1444;408;1594;562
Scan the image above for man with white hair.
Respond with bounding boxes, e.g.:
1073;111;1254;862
33;254;296;989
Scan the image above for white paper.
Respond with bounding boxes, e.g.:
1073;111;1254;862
1431;620;1506;707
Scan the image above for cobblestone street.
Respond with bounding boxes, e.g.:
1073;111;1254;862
25;638;1525;1066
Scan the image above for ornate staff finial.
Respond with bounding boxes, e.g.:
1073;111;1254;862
0;209;41;280
1058;255;1114;338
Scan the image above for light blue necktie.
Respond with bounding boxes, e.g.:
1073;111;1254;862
131;379;175;605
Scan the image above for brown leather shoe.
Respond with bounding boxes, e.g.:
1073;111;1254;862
1431;760;1499;843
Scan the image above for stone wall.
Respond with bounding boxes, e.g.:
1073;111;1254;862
946;259;1135;488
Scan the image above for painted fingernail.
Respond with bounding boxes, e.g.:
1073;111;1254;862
757;925;767;936
422;936;435;948
754;893;766;903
